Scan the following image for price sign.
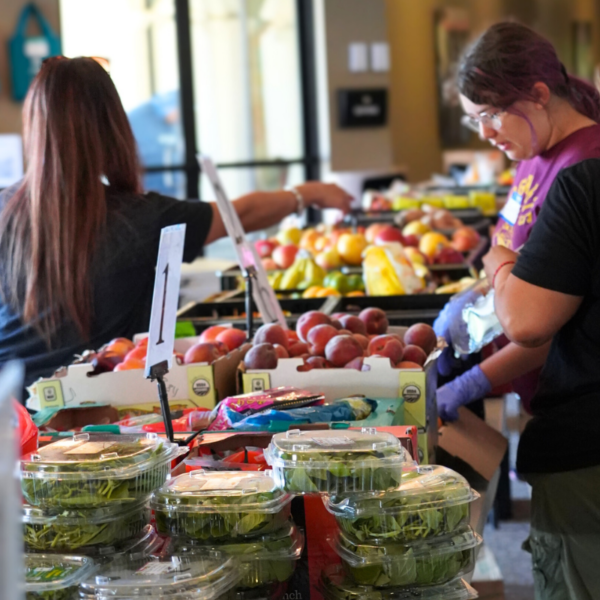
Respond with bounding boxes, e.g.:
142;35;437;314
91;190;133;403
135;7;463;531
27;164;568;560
145;224;186;379
199;155;287;328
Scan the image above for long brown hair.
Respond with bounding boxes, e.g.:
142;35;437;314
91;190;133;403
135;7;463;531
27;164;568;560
0;57;142;343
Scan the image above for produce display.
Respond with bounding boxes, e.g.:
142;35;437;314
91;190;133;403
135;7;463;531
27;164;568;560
151;470;293;542
78;549;239;599
243;312;437;372
335;525;481;588
25;553;96;600
320;564;478;600
325;466;478;544
264;429;409;495
23;499;150;553
164;521;304;589
20;433;179;509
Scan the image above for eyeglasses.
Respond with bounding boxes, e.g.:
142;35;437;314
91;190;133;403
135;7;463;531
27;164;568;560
461;110;507;134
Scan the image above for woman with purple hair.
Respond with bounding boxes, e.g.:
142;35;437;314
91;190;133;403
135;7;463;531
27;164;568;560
437;22;600;599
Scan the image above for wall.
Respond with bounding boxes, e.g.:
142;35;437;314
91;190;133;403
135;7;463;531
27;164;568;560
0;0;60;134
385;0;600;182
320;0;396;173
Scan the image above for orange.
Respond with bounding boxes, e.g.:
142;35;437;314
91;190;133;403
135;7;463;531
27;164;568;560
315;287;341;297
337;233;367;266
346;291;366;297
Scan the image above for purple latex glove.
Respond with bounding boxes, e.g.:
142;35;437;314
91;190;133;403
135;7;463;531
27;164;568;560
436;365;492;422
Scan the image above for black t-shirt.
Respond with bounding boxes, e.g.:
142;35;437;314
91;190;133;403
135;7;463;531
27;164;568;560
512;158;600;474
0;187;213;388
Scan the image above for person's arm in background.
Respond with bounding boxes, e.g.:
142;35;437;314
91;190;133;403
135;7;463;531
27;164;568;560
205;182;353;244
480;341;551;386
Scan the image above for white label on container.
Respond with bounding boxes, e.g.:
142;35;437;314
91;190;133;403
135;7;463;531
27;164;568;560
136;562;178;576
311;437;354;447
64;442;116;455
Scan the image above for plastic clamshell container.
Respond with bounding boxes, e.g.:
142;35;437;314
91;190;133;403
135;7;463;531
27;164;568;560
23;499;150;553
165;520;304;589
335;525;481;588
320;564;477;600
264;428;408;495
24;553;97;600
95;524;164;562
325;465;479;544
151;470;293;542
79;549;239;600
21;433;181;509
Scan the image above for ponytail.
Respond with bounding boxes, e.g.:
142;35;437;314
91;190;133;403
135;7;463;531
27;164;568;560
567;75;600;123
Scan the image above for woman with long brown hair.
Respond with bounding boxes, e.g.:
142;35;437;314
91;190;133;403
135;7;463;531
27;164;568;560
0;57;351;386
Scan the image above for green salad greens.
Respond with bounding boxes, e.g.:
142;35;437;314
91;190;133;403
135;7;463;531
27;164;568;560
277;448;404;495
26;589;75;600
24;505;149;552
152;471;292;542
338;527;480;588
154;495;290;541
21;437;174;509
329;468;475;543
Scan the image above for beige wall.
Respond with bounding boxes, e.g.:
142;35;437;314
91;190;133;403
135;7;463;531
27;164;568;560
322;0;395;172
0;0;61;134
385;0;600;182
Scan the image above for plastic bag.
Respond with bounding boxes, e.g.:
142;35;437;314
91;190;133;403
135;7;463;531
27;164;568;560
363;242;424;296
448;279;504;355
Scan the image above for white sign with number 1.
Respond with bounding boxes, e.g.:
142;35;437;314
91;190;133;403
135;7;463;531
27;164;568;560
145;224;187;378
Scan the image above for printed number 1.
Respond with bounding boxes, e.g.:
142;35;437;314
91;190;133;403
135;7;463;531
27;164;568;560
157;263;169;345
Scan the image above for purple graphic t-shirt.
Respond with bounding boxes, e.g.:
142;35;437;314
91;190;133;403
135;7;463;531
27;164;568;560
493;124;600;249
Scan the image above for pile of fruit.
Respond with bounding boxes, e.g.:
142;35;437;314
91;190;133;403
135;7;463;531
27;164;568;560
242;308;437;372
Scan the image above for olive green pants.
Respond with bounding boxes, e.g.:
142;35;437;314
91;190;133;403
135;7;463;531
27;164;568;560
524;464;600;600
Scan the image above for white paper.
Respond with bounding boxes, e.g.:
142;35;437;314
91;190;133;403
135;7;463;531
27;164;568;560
370;42;390;72
348;42;368;72
0;135;23;189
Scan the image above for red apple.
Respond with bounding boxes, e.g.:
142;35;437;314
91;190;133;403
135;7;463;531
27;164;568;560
272;244;299;269
403;234;420;248
255;239;278;259
374;226;405;245
433;246;464;265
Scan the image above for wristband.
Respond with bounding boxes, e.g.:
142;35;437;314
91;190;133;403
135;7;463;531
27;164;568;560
286;186;305;215
492;261;516;289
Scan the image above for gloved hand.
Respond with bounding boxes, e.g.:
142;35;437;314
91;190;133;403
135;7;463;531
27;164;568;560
436;365;492;422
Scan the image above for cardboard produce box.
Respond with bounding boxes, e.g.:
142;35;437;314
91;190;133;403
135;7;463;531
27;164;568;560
26;338;248;416
241;353;438;462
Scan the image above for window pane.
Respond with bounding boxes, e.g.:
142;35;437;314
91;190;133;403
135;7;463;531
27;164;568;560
190;0;304;163
60;0;185;197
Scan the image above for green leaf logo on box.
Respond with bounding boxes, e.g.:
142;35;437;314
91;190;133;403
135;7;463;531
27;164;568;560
8;3;62;101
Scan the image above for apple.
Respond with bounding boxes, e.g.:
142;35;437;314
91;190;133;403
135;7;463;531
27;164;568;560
403;234;420;248
433;246;464;265
272;244;299;269
315;247;343;270
365;224;388;243
374;226;405;245
255;239;277;259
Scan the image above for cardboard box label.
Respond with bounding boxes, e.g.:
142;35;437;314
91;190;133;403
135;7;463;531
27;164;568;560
187;365;216;407
242;372;271;393
399;371;426;428
37;381;65;410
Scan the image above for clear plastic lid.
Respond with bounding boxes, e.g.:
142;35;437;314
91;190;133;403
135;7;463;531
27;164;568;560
79;549;239;599
326;465;479;517
151;470;292;514
21;433;179;480
335;525;482;566
265;428;407;467
23;498;149;525
320;564;477;600
164;520;304;563
25;553;97;593
95;524;163;561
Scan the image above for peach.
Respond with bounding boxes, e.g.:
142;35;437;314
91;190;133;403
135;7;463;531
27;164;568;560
244;343;278;370
105;337;135;358
262;258;278;271
307;324;339;356
404;323;437;355
289;342;310;357
402;344;427;367
331;319;343;330
359;308;389;335
199;326;229;343
344;356;365;370
273;344;290;359
396;361;423;370
286;330;300;344
338;315;367;336
114;358;145;371
296;311;332;342
368;335;405;364
325;335;364;367
124;346;147;362
136;337;149;348
254;323;288;349
184;343;220;365
216;328;247;351
353;334;369;350
91;350;123;374
306;356;332;369
213;340;230;356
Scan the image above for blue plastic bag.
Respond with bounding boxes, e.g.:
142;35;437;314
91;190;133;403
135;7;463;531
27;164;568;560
8;3;61;101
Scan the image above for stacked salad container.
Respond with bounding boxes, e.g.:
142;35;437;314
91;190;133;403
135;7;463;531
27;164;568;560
151;469;301;596
264;429;481;597
20;433;181;597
